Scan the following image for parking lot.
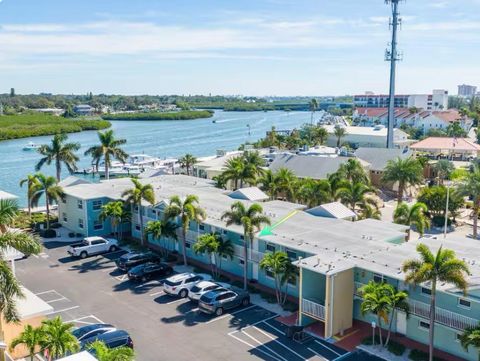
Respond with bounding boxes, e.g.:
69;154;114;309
16;240;348;361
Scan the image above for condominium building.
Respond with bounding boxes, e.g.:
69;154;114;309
354;90;448;111
458;84;477;98
58;175;480;361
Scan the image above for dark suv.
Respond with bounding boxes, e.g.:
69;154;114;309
115;252;160;272
81;329;133;351
127;262;173;282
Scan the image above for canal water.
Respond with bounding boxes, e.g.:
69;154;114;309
0;110;310;205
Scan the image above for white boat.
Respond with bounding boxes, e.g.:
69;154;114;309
22;142;40;151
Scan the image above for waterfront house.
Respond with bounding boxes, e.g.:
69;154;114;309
73;104;95;116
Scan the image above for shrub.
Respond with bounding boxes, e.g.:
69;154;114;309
282;301;298;312
361;336;374;345
387;340;406;356
409;349;445;361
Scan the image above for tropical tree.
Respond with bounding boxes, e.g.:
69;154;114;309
178;154;197;176
36;133;80;181
164;195;206;266
403;244;470;361
358;203;382;220
0;199;41;322
39;316;79;361
382;157;424;204
221;202;270;289
333;125;347;147
296;178;331;208
193;233;221;278
458;165;480;239
459;324;480;360
335;181;377;213
122;179;155;246
33;173;63;229
273;168;296;202
242;150;266;183
336;159;370;184
216;237;235;273
88;340;135;361
417;186;464;221
433;160;454;185
258;169;278;200
359;281;392;346
19;174;41;216
393;202;431;240
259;251;294;305
222;157;245;190
212;174;227;190
9;324;43;361
309;98;318;124
313;126;328;146
84;130;128;180
145;219;178;257
384;287;409;346
99;201;125;240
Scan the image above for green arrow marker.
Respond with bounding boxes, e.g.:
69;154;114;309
258;210;298;237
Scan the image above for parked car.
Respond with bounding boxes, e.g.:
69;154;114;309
163;273;212;298
188;281;230;302
67;237;118;259
81;329;133;351
199;288;250;316
115;251;160;272
72;324;116;341
127;262;173;282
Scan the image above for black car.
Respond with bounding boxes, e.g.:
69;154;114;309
127;262;173;282
72;323;115;341
115;252;160;271
81;329;133;351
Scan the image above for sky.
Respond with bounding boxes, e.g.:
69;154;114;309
0;0;479;96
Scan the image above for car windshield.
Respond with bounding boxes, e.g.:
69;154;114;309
200;292;217;303
73;325;102;338
190;285;201;293
164;279;181;287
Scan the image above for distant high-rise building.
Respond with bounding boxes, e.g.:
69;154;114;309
354;89;448;110
458;84;477;97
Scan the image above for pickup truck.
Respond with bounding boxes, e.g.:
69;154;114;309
68;236;119;259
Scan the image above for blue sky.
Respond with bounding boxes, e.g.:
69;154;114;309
0;0;479;96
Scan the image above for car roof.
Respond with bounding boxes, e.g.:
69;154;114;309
195;280;217;288
84;236;104;241
75;323;113;332
167;272;196;282
82;329;129;344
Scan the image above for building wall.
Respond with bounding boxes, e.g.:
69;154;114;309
58;194;88;236
325;269;354;338
3;315;45;359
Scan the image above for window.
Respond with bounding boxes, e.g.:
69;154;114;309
265;269;274;279
91;239;106;245
78;219;84;229
186;242;191;249
77;200;83;209
93;220;103;230
266;244;276;253
92;200;102;210
286;249;297;260
373;273;384;283
419;321;430;330
135;224;141;231
458;298;471;309
239;258;245;265
199;224;205;231
62;213;67;222
421;287;432;296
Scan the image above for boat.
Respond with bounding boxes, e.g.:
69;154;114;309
212;120;217;123
22;142;40;151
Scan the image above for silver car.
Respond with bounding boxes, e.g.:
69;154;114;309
188;281;230;302
199;288;250;316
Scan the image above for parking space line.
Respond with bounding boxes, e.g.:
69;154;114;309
229;332;281;361
46;297;68;303
313;340;342;357
262;320;285;336
47;306;80;315
307;348;327;361
239;314;278;332
35;290;57;296
149;291;164;296
253;325;307;361
242;330;288;361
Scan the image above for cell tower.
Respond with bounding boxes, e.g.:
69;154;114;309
385;0;403;149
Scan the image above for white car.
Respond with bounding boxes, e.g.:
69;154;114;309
188;281;230;302
163;273;212;298
67;236;119;259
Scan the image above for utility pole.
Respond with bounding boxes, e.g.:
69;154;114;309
385;0;403;149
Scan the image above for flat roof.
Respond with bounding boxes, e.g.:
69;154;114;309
57;352;98;361
15;287;53;319
411;137;480;152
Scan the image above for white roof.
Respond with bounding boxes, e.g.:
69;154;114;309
0;190;18;200
323;125;408;139
229;187;269;201
57;352;98;361
306;202;356;219
59;176;91;188
15;287;53;319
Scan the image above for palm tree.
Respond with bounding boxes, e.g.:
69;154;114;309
359;281;392;346
88;340;134;361
39;316;79;361
216;237;234;274
9;324;43;361
99;201;125;240
0;200;41;322
122;179;155;246
221;202;270;289
36;133;80;181
433;159;454;185
459;324;480;360
458;165;480;239
337;159;370;184
393;202;431;240
84;130;128;180
179;154;197;176
384;287;409;346
313;126;328;146
335;181;376;213
358;203;382;220
222;157;244;190
403;244;470;361
309;98;318;124
258;169;278;200
242;151;266;184
164;195;206;266
19;174;41;216
333;125;347;147
382;157;424;204
193;233;221;278
259;251;292;305
145;219;178;257
33;173;63;229
273;168;296;201
296;178;331;208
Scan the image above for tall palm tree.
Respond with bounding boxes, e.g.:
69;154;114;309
335;181;376;213
221;202;270;289
259;251;291;305
337;159;370;184
273;168;296;202
333;125;347;147
242;151;266;184
19;174;41;216
459;324;480;360
296;178;331;208
145;219;178;257
193;233;221;278
9;324;43;361
99;201;125;240
222;157;244;190
33;173;63;230
39;316;79;361
458;165;480;239
0;200;41;322
313;126;328;146
164;195;206;266
179;153;197;176
309;98;318;124
36;133;80;181
88;340;134;361
382;157;424;204
258;169;278;200
384;287;409;346
122;179;155;246
403;244;470;361
358;203;382;220
393;202;431;240
216;237;234;274
84;130;128;180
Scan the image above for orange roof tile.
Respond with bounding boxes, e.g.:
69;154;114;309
411;137;480;151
